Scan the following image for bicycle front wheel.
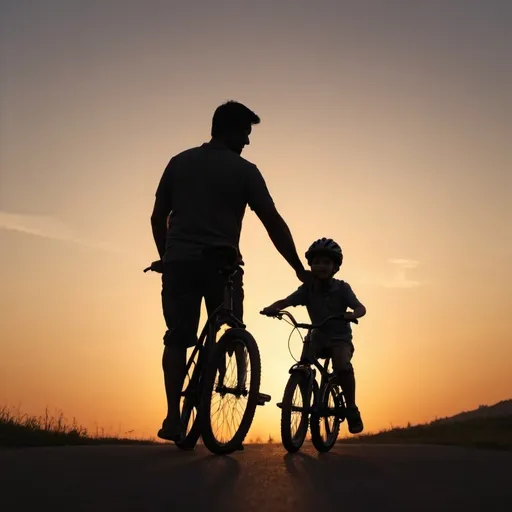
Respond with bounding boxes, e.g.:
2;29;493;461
200;328;261;454
280;372;313;453
310;379;343;452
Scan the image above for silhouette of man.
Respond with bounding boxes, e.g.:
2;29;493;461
151;100;310;441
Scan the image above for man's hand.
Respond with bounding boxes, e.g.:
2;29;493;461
296;268;313;284
143;260;164;273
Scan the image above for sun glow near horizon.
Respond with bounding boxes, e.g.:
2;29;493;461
1;1;511;441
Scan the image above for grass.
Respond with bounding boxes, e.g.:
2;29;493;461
0;406;158;448
4;404;511;451
338;415;512;451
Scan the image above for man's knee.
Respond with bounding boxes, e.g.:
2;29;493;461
163;328;197;348
335;363;354;375
331;346;354;374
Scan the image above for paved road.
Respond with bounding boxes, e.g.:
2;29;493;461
1;443;510;511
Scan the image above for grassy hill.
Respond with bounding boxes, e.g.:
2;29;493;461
3;399;511;450
339;399;512;450
431;399;512;424
0;406;157;447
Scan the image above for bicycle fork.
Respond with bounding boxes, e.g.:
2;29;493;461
276;365;318;415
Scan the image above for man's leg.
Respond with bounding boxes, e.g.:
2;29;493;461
159;264;202;440
331;342;363;434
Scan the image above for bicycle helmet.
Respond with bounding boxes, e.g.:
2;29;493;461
305;238;343;267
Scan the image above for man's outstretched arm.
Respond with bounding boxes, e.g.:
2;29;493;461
246;165;310;282
258;206;310;283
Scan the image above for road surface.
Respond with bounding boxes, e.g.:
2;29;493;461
1;443;510;511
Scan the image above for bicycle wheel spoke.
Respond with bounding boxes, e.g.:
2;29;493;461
208;342;251;444
311;380;341;452
201;329;261;454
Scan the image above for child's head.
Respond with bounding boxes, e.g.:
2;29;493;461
305;238;343;280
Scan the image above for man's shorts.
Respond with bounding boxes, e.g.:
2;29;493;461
161;261;244;348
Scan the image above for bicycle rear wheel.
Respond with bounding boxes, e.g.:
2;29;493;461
280;372;313;453
175;346;202;450
310;380;343;452
200;328;261;454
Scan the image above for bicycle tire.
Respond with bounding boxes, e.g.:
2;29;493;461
310;380;343;452
175;346;202;450
280;372;312;453
200;328;261;454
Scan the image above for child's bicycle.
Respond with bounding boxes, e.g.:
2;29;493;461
260;309;358;453
145;245;271;455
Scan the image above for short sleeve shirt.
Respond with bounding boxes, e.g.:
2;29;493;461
155;141;275;262
285;279;363;340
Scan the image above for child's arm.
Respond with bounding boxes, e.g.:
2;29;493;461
262;298;292;315
342;282;367;321
262;283;308;315
344;303;366;321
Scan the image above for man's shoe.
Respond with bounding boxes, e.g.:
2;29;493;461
157;418;183;442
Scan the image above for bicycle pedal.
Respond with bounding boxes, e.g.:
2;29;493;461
257;392;271;406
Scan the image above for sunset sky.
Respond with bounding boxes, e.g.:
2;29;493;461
1;0;510;441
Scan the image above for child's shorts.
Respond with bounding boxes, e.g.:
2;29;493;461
304;329;355;372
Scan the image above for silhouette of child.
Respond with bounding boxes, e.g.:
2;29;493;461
262;238;366;434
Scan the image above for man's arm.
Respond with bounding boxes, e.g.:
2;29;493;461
258;207;308;280
151;161;174;260
246;165;310;282
151;196;171;260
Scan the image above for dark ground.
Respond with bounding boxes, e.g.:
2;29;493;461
1;443;511;511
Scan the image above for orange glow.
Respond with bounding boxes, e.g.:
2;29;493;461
1;2;510;441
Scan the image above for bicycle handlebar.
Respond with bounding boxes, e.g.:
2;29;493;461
144;261;163;273
259;309;358;330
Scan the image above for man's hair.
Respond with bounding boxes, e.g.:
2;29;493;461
211;100;260;137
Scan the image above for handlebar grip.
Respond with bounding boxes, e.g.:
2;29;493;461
143;260;164;274
259;310;282;319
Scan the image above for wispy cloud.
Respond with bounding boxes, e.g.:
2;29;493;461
380;258;421;288
0;211;122;255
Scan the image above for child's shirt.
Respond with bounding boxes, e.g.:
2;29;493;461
284;278;363;341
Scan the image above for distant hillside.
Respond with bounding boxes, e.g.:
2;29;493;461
340;398;512;451
431;399;512;425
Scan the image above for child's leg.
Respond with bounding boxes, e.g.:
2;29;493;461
331;342;363;434
331;343;356;407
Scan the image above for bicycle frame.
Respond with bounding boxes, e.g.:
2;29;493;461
181;268;247;401
285;338;336;417
263;309;358;416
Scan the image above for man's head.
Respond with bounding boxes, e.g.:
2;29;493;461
305;238;343;280
211;101;261;154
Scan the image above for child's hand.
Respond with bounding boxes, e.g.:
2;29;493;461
343;311;356;321
261;306;280;317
